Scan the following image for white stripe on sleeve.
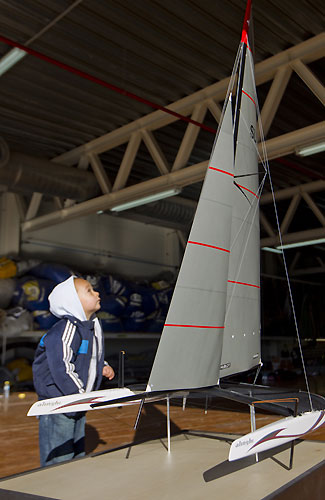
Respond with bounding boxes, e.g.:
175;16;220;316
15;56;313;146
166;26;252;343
62;321;85;393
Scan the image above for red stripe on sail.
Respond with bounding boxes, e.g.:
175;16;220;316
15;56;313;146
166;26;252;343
165;324;224;329
228;280;260;289
242;90;256;106
237;184;259;198
209;166;234;177
188;241;230;253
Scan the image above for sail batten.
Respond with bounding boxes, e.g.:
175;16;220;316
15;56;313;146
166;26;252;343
188;241;230;253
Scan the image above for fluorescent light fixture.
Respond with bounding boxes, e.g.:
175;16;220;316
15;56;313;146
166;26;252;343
110;187;181;212
276;237;325;250
296;142;325;157
0;47;27;77
262;247;282;254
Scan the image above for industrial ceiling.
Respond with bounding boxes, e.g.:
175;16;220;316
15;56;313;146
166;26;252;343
0;0;324;281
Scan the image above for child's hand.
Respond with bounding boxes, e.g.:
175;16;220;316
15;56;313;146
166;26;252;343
102;364;115;380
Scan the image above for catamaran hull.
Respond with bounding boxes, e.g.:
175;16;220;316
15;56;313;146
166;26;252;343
27;388;141;416
229;410;325;461
27;387;189;416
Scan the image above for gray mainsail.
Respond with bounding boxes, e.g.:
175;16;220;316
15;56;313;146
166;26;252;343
220;44;261;378
148;98;234;391
148;9;262;392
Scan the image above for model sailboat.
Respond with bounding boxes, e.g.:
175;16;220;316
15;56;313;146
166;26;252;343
28;0;325;462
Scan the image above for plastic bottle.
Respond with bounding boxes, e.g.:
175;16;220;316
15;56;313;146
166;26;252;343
3;380;10;398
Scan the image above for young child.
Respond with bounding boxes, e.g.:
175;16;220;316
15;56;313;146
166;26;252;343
32;276;115;467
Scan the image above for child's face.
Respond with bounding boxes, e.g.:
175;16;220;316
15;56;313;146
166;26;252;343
74;278;101;320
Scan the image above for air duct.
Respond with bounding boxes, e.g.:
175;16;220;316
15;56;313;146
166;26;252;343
117;196;196;231
0;138;100;200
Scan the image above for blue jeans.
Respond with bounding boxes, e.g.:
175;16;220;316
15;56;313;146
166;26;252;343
39;413;86;467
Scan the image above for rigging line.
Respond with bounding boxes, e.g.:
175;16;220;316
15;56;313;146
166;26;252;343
266;164;314;412
228;95;267;254
0;34;216;135
226;172;266;276
255;84;314;410
225;174;267;322
252;59;313;411
229;171;266;253
231;173;265;258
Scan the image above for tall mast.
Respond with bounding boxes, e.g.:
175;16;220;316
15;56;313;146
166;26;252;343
241;0;252;45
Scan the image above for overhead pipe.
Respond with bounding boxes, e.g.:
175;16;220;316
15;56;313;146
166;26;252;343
0;138;99;200
21;162;208;232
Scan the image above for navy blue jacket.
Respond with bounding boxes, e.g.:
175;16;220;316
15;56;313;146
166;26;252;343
33;315;105;400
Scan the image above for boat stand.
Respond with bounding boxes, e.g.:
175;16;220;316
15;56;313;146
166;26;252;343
250;397;299;470
133;395;172;453
167;395;171;452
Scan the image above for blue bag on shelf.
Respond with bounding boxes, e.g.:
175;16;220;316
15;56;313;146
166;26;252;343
97;311;123;332
30;263;73;283
122;310;146;332
99;293;127;317
141;289;160;315
145;309;166;333
12;278;55;311
157;287;174;306
100;275;126;296
32;310;58;330
125;291;142;312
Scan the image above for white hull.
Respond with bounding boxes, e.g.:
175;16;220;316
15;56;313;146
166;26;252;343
27;388;139;416
229;410;325;461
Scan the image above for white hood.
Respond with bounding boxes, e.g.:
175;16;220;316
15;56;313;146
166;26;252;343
49;275;86;321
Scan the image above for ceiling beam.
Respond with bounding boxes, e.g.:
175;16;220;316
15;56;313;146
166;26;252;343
21;169;325;235
291;59;325;106
301;192;325;227
20;35;325;234
261;227;325;248
88;152;111;194
141;129;170;175
259;65;292;138
280;193;301;234
172;102;208;171
112;132;141;192
52;34;325;167
260;179;325;205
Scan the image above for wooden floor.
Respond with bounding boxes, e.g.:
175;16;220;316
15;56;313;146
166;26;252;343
1;391;325;479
